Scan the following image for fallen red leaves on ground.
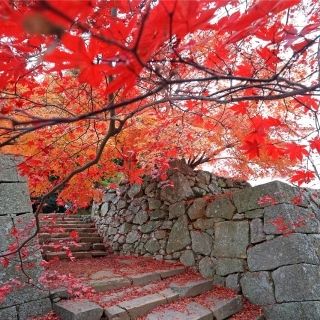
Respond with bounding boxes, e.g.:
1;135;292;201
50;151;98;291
46;255;182;280
32;311;60;320
230;300;264;320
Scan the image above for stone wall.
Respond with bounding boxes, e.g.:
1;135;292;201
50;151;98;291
93;160;320;319
0;154;51;320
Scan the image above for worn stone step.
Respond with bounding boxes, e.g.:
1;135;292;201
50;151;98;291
40;222;95;228
45;250;107;260
39;232;100;239
104;288;179;320
39;236;103;244
170;279;213;297
205;295;243;320
59;227;98;233
39;215;85;221
146;302;213;320
88;277;132;292
92;243;106;251
42;242;93;252
145;294;242;320
41;227;98;234
53;299;103;320
87;268;186;294
117;293;168;319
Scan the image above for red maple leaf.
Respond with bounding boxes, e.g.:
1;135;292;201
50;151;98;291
284;143;308;161
230;102;248;115
310;137;320;153
290;170;315;185
69;230;79;241
265;143;285;160
240;138;262;159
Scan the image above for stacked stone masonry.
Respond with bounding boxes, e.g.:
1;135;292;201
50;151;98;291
93;160;320;319
0;154;51;320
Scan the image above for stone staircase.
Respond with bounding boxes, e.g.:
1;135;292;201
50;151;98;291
51;267;265;320
39;214;108;260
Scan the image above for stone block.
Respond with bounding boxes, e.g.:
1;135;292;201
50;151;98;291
119;293;167;319
160;172;194;203
213;275;225;286
226;273;240;292
0;155;25;182
272;264;320;302
53;300;103;320
158;288;180;302
170;279;213;297
148;198;162;210
88;277;131;292
146;302;213;320
247;233;318;271
126;230;140;244
199;257;215;278
169;201;186;219
158;267;185;279
191;231;213;255
213;221;249;258
130;272;161;285
0;215;13;252
233;181;301;213
133;211;148;225
216;258;244;276
250;218;266;244
145;239;161;254
100;203;109;216
0;183;32;215
206;197;236;220
206;295;243;320
1;274;49;309
180;250;196;266
245;209;264;219
141;221;162;233
166;215;191;254
0;306;17;320
196;170;211;184
150;209;167;220
193;218;215;230
154;230;166;239
128;184;142;199
264;203;320;234
264;301;320;320
240;272;275;305
188;198;207;220
104;305;130;320
18;298;52;320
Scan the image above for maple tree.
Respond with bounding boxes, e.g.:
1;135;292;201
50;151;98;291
1;0;320;300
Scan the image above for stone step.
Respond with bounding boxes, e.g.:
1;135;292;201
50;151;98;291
54;300;103;320
144;294;243;320
39;214;85;220
205;295;243;320
39;236;103;244
52;290;244;320
41;227;98;233
40;222;95;228
87;267;186;293
106;292;171;319
170;279;214;297
51;268;186;299
92;243;106;251
42;242;93;252
39;232;100;239
39;217;88;223
45;250;108;260
145;302;213;320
